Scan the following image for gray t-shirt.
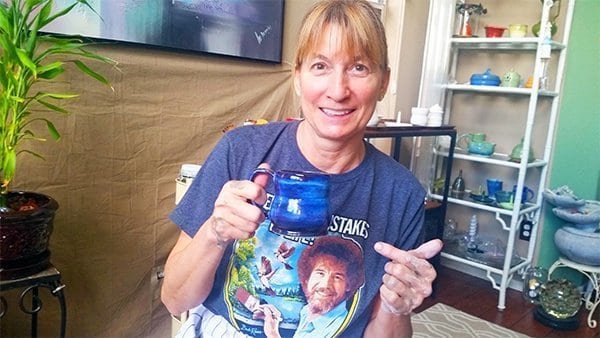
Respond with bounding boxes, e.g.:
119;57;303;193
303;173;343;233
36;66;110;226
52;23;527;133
170;121;425;337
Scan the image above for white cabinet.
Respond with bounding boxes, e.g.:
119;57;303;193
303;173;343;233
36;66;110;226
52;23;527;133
419;0;575;309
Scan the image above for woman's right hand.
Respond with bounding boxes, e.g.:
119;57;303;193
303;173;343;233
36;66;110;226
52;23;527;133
210;163;271;246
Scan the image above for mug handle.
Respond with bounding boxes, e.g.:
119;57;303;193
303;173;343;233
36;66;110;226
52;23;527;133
525;188;535;202
249;167;275;215
457;134;469;149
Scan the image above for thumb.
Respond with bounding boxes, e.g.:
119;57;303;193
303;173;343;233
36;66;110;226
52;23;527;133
251;163;272;188
409;239;443;260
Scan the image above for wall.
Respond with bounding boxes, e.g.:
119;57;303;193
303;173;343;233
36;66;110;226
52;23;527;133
536;0;600;269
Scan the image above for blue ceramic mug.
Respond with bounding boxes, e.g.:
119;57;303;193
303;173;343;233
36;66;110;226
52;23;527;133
512;185;535;203
487;178;503;200
250;168;330;237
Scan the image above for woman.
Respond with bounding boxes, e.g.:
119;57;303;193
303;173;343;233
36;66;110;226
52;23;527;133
162;1;442;337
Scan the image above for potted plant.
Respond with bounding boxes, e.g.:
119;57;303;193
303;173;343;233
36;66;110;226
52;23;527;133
0;0;115;278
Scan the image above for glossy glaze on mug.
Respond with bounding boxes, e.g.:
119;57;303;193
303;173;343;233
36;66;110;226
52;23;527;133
252;168;330;237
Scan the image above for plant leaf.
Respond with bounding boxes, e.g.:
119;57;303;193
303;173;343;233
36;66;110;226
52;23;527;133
45;119;61;140
18;149;46;161
36;92;79;100
16;48;37;78
37;99;71;115
72;60;112;87
37;61;65;79
41;3;77;28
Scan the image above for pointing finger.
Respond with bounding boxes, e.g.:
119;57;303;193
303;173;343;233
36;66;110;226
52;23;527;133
409;239;443;260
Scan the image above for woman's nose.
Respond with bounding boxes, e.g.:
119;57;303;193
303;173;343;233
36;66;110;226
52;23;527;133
327;70;350;101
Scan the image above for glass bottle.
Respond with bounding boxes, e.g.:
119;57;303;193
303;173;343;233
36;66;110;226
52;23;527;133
522;266;548;304
451;170;466;198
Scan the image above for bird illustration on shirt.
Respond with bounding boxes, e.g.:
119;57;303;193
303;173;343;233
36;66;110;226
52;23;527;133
274;242;295;270
258;256;278;296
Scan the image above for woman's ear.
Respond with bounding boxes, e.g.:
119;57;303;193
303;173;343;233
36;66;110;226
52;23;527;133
379;67;391;101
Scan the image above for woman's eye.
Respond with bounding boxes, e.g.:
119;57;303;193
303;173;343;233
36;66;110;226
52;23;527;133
350;64;370;76
310;62;328;73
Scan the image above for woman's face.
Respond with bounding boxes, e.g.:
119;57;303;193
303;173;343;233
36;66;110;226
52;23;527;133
295;25;389;144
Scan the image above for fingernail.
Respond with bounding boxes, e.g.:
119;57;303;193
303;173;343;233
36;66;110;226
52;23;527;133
374;242;383;251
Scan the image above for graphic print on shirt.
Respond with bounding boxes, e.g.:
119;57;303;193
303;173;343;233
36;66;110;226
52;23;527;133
223;219;367;338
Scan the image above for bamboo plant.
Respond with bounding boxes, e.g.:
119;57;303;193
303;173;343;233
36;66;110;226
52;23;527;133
0;0;116;205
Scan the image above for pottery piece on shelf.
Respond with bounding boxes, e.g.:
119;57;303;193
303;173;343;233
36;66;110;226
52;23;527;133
509;137;535;162
554;226;600;266
470;69;501;86
469;192;495;205
508;23;528;38
467;141;495;156
484;26;506;38
500;69;522;88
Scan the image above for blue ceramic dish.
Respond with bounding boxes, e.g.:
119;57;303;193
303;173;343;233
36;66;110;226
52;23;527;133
470;68;501;86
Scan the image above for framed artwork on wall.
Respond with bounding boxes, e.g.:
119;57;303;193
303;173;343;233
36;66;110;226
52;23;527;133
44;0;285;63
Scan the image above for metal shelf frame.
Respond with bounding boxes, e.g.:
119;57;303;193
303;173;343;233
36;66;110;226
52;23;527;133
420;0;576;310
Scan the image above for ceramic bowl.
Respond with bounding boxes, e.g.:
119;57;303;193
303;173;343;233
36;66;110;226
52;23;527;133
485;26;506;38
467;141;495;156
495;191;515;209
508;24;528;38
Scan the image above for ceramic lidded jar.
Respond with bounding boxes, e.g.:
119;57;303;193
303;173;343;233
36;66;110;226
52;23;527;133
470;69;501;86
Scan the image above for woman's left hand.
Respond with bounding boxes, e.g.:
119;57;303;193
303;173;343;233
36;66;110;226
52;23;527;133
373;239;443;315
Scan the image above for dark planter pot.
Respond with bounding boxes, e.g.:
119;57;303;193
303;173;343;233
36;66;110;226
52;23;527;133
0;191;59;279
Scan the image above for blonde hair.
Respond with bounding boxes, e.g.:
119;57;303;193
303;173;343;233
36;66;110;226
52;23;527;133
294;0;388;72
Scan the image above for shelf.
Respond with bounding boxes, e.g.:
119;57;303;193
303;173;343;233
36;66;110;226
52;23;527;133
430;193;540;216
441;241;528;271
450;37;566;50
443;83;559;97
435;147;547;168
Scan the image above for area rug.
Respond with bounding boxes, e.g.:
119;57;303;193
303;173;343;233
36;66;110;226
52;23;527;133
411;303;531;338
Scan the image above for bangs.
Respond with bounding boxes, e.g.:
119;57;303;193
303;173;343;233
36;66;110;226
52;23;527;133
295;0;387;70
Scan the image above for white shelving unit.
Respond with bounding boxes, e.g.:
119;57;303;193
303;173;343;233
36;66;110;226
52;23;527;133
419;0;575;310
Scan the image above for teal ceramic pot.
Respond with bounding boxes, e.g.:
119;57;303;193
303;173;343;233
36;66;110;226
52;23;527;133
467;141;495;156
554;226;600;266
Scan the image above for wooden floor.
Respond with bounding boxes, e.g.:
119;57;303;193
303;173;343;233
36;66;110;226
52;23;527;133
415;266;599;337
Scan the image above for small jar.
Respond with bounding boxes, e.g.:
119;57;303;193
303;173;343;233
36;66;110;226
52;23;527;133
522;266;548;304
